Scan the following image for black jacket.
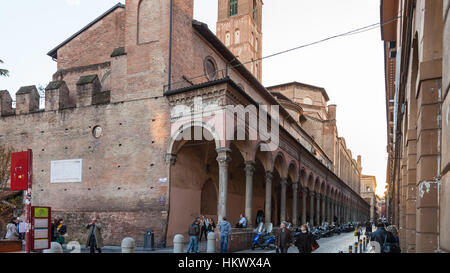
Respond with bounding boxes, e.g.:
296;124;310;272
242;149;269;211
188;223;200;236
57;225;67;236
207;222;216;232
276;229;293;249
295;232;317;253
370;227;396;252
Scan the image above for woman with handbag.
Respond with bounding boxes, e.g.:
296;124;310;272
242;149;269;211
295;224;319;253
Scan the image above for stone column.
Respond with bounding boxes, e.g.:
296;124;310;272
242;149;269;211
244;161;255;227
309;192;315;226
280;178;288;223
336;203;340;224
217;148;231;223
326;199;330;223
321;195;326;225
302;188;307;225
337;203;341;225
331;200;335;223
316;193;321;226
265;171;273;225
349;205;352;222
292;182;299;227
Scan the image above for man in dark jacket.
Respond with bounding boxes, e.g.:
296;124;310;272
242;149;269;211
276;222;293;253
370;221;396;253
365;220;373;233
186;218;200;253
295;224;318;253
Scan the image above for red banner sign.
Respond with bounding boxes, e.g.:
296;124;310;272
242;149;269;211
10;150;32;191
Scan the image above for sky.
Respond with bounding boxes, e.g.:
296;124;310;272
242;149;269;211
0;0;387;196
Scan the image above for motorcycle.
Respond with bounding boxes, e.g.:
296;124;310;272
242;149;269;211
251;222;276;250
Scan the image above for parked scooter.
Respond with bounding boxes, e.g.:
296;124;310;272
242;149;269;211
251;222;276;250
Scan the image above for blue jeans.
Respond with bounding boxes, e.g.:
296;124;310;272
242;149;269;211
220;235;229;253
186;236;199;253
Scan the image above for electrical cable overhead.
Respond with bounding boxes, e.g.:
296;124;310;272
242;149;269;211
167;13;402;89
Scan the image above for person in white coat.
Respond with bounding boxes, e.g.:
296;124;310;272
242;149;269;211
5;218;19;240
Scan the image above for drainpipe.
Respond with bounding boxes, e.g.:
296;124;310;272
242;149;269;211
168;0;173;91
436;85;442;253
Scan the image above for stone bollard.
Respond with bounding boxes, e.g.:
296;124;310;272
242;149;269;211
207;232;216;253
348;245;353;253
121;237;136;253
173;234;184;253
354;242;358;253
43;242;63;253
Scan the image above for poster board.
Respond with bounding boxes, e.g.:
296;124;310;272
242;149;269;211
31;207;51;251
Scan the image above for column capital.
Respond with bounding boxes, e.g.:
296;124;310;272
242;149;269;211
292;182;299;190
244;161;256;174
280;178;288;186
265;171;273;182
165;154;177;166
216;148;232;167
302;187;308;194
310;191;316;197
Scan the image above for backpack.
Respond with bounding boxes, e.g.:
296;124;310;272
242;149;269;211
382;234;400;253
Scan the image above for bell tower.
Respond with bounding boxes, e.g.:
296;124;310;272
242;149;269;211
217;0;263;82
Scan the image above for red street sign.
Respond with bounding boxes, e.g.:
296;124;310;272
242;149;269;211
10;150;32;191
31;207;51;251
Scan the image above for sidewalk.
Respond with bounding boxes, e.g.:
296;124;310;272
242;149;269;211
62;239;210;253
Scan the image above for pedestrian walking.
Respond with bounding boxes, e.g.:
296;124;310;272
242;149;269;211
16;218;24;241
355;225;362;241
219;217;232;253
85;217;103;253
186;218;200;253
386;225;401;252
5;218;19;240
51;218;58;242
294;224;319;253
55;218;67;245
276;222;293;253
370;221;397;253
365;220;373;237
199;215;208;241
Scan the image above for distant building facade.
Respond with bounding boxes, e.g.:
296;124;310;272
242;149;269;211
0;0;370;249
381;0;449;253
360;175;378;222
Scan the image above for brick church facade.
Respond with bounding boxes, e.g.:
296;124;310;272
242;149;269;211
0;0;369;249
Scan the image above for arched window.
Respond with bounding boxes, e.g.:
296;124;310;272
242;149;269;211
229;0;238;16
235;30;240;44
225;32;231;46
